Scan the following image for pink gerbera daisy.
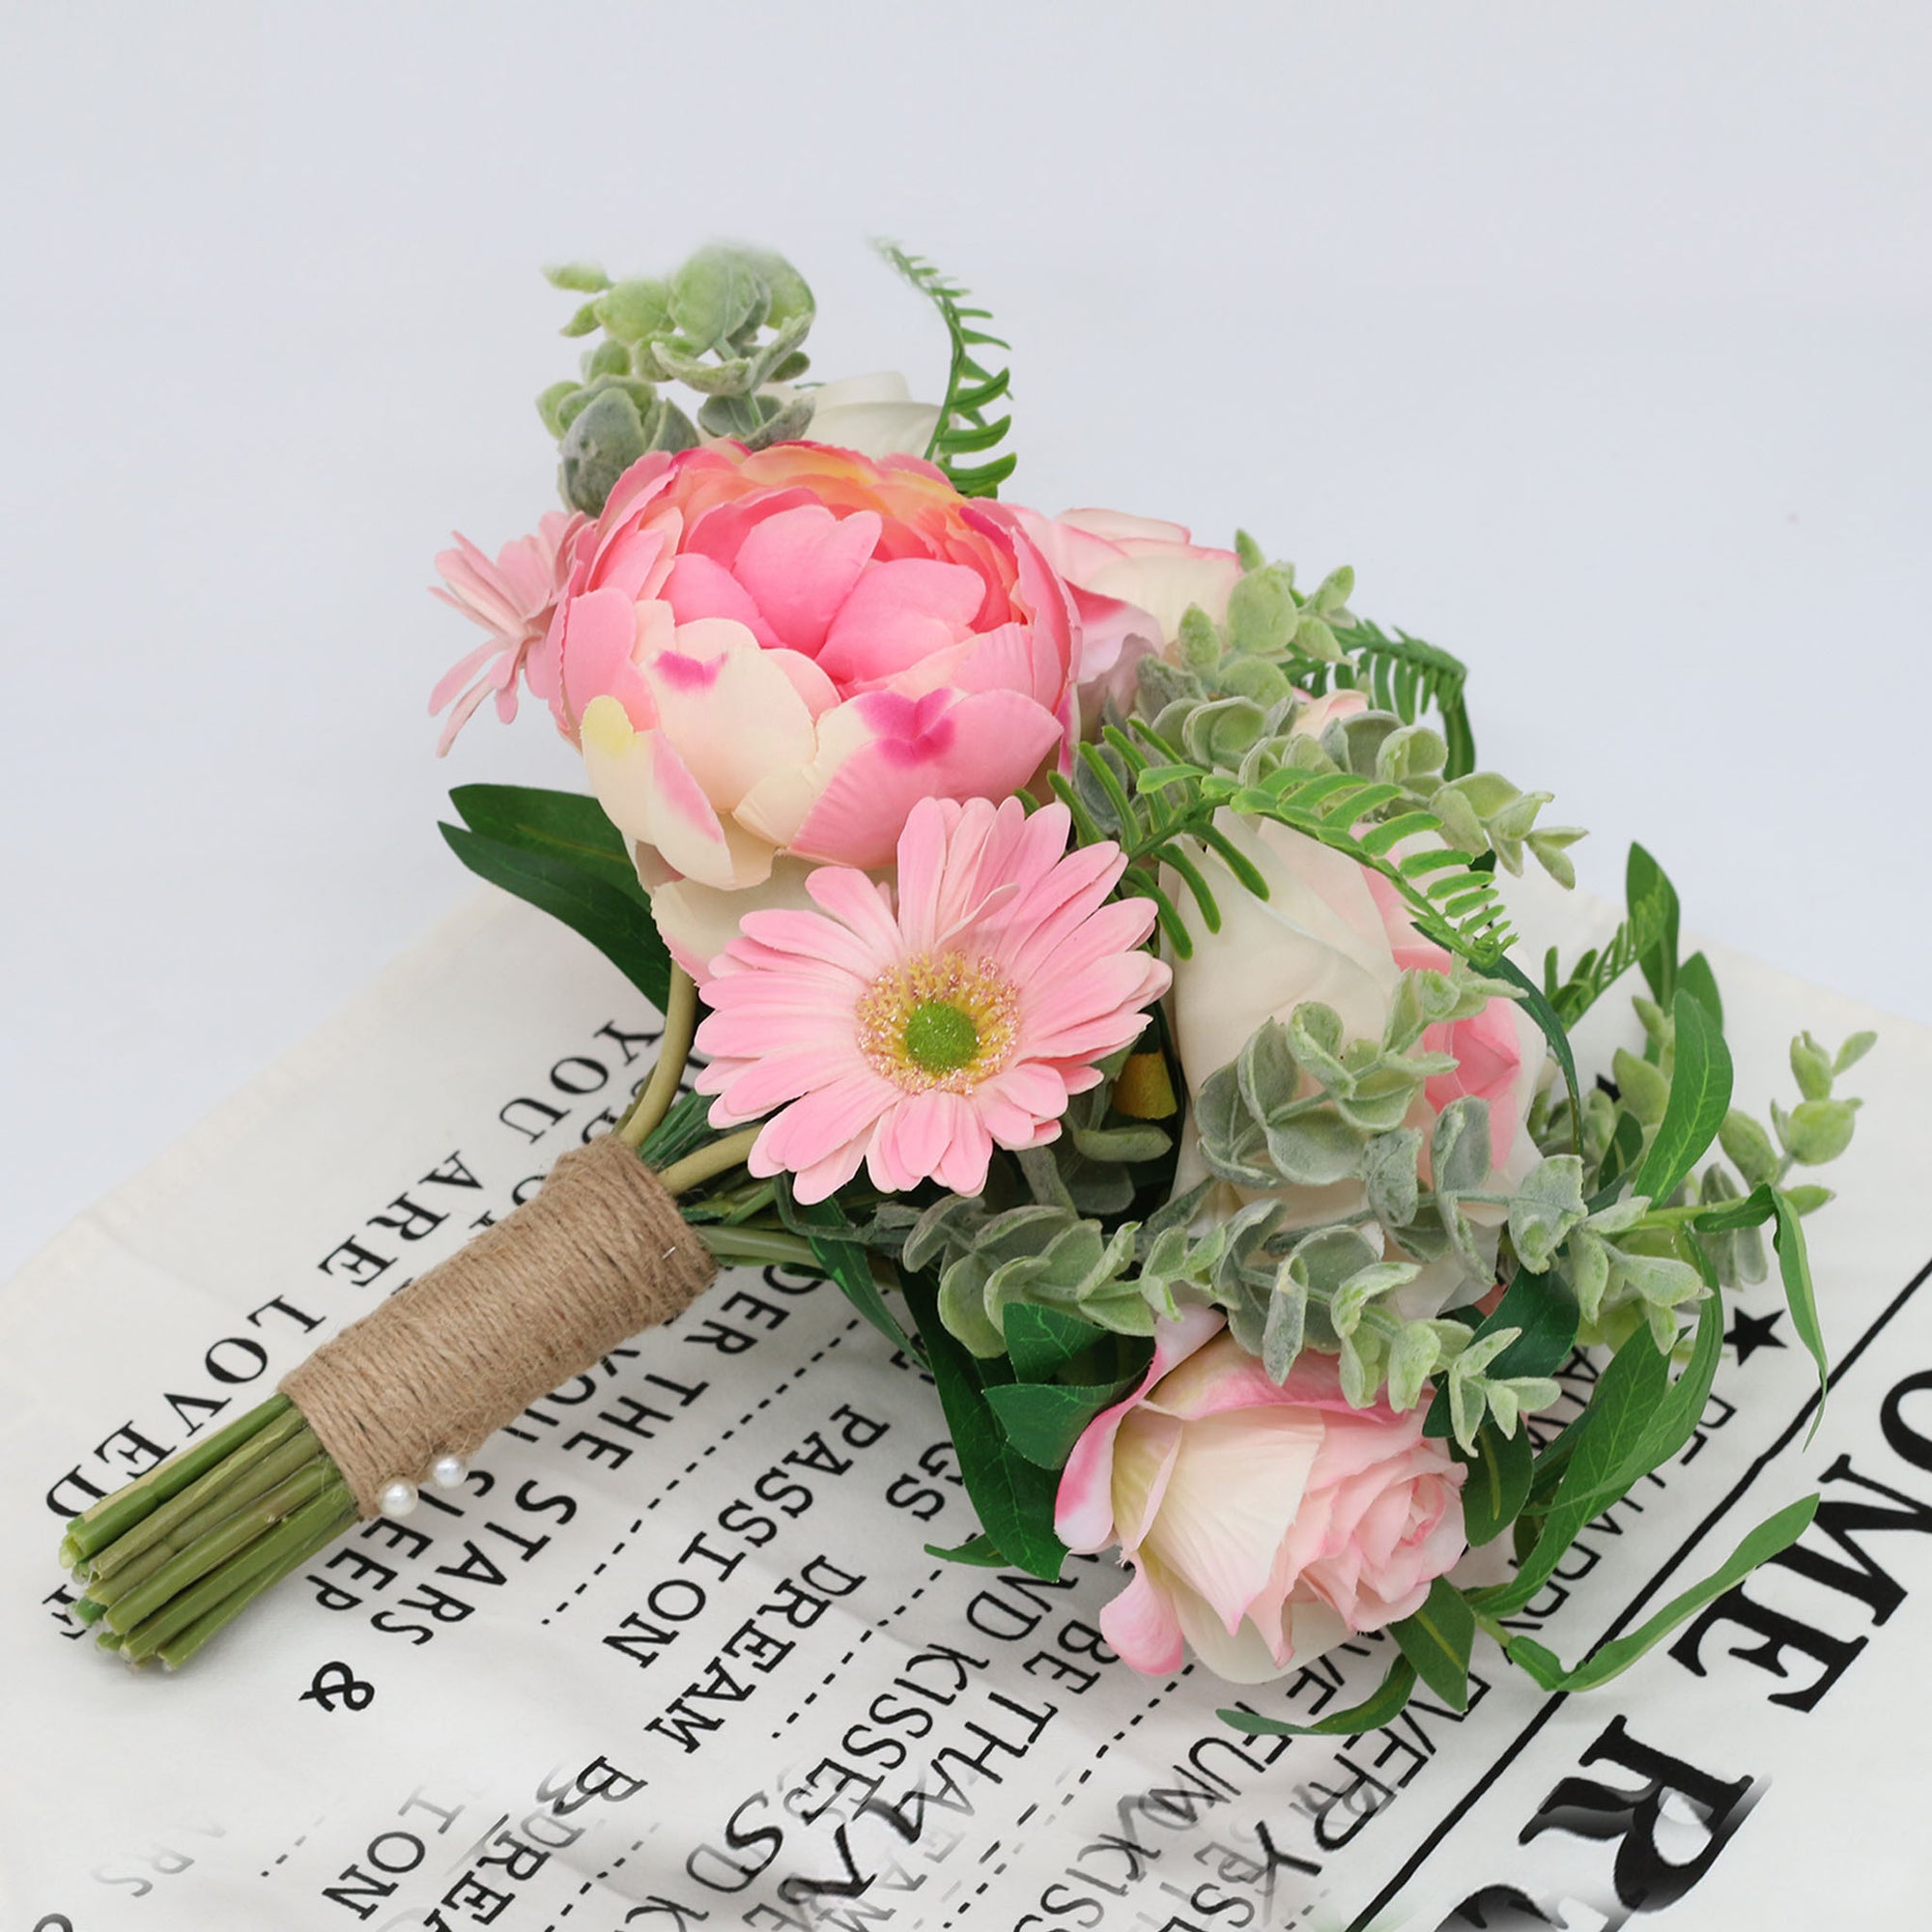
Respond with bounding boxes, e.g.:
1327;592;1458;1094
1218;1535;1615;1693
694;796;1172;1202
429;509;584;753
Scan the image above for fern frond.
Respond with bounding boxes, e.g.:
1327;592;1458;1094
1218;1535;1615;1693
873;241;1016;497
1294;619;1476;778
1544;878;1674;1026
1107;722;1515;966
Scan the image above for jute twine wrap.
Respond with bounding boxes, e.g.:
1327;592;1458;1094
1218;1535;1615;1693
282;1135;715;1518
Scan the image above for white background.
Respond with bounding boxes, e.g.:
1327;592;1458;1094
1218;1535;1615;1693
3;2;1927;1283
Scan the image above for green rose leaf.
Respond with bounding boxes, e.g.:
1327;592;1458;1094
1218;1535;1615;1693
1626;842;1681;1006
785;1188;922;1363
1392;1577;1477;1712
1633;989;1734;1206
925;1532;1008;1568
1502;1495;1818;1693
1219;1658;1416;1738
439;822;669;1012
900;1271;1065;1581
1457;1418;1535;1547
984;1378;1137;1469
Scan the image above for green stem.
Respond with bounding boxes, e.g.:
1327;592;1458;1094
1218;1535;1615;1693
163;1427;326;1548
155;1488;356;1671
696;1227;824;1270
715;1179;781;1225
621;968;697;1151
106;1455;336;1635
88;1406;308;1580
124;1482;354;1664
1472;1608;1511;1647
65;1394;293;1560
660;1127;760;1198
83;1537;180;1608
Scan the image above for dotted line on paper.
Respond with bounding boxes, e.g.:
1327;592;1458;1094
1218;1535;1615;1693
548;1826;655;1924
542;1324;855;1625
914;1667;1192;1926
1058;1671;1193;1810
258;1815;325;1881
773;1564;945;1738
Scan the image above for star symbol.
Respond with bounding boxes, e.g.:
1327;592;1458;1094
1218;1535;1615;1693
1726;1306;1787;1366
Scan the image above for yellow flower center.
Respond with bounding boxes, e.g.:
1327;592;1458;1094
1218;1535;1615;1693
855;954;1018;1092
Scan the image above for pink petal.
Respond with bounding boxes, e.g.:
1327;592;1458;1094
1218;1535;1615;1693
556;586;657;730
867;1092;955;1193
430;637;507;715
801;867;908;964
1139;1408;1324;1634
749;1070;895;1179
731;505;882;656
640;617;816;812
1098;1564;1186;1677
815;557;986;684
1055;1307;1224;1551
1110;1410;1182;1555
931;1094;996;1195
789;690;1063;869
661;553;782;649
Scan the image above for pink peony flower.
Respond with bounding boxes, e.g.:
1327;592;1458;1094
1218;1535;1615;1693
693;794;1170;1203
1009;506;1243;717
526;442;1080;979
429;510;584;753
1056;1310;1468;1682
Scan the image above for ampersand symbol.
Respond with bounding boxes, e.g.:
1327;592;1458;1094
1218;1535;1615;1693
298;1661;374;1713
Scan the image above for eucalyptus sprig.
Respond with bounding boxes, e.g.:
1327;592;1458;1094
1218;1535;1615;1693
539;245;820;512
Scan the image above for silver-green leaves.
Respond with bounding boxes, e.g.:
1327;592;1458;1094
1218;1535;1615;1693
1194;976;1507;1195
538;245;820;512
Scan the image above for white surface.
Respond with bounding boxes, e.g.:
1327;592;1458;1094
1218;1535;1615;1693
3;2;1928;1281
6;883;1929;1927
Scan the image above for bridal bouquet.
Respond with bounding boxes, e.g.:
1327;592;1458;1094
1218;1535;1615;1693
59;243;1867;1734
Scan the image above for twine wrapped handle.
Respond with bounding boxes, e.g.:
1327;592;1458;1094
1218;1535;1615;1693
282;1136;715;1517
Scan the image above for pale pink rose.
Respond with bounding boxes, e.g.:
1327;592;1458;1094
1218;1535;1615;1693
1170;817;1545;1191
1057;1310;1468;1682
1009;506;1242;717
524;442;1080;979
429;510;585;753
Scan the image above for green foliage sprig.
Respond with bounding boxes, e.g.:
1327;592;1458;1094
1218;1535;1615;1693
1054;716;1519;964
1301;616;1478;780
539;246;820;513
1134;542;1478;773
872;242;1016;497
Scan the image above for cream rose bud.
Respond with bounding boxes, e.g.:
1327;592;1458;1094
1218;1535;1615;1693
778;372;941;460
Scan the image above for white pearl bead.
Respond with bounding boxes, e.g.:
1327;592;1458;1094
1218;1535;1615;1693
378;1480;418;1519
429;1454;469;1491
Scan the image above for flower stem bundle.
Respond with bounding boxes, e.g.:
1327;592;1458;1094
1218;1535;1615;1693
62;1012;742;1668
